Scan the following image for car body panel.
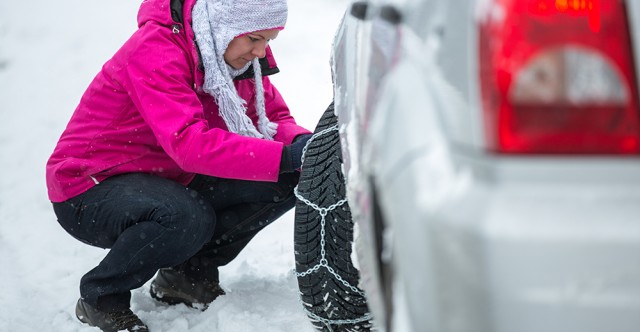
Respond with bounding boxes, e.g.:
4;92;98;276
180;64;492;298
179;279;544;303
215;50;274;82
331;0;640;331
331;4;384;326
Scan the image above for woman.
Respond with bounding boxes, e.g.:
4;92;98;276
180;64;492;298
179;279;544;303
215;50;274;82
46;0;311;330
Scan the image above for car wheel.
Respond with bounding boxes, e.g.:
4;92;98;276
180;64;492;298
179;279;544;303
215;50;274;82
294;102;373;331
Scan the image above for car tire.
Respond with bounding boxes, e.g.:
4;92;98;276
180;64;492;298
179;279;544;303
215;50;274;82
294;102;373;331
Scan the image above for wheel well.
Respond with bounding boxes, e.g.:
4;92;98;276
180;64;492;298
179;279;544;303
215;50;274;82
371;178;394;331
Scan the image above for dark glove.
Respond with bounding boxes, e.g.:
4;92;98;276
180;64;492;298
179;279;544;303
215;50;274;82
279;134;313;173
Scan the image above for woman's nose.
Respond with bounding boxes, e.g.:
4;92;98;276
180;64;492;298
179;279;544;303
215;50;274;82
251;41;268;58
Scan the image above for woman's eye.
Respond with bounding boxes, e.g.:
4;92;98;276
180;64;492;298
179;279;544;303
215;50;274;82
248;36;260;42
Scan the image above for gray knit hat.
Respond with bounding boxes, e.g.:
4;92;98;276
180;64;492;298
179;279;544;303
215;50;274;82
192;0;288;140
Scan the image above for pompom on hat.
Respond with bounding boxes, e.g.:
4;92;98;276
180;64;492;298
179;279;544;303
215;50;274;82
192;0;288;140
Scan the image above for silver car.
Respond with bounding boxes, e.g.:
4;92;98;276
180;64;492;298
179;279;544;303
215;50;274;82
294;0;640;331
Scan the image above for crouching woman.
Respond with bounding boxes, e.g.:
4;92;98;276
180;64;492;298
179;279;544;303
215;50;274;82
46;0;311;330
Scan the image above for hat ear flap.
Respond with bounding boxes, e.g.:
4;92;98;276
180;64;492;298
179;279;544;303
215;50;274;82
252;58;277;140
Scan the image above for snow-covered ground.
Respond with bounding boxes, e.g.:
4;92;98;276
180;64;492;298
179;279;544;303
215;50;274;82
0;0;348;330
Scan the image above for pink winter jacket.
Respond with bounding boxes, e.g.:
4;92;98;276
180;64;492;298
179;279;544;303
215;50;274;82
46;0;310;202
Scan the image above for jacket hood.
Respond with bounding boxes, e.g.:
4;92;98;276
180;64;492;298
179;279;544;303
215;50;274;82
137;0;203;87
138;0;196;29
136;0;279;88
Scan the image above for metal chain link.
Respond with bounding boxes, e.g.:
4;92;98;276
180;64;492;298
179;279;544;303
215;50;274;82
294;125;374;330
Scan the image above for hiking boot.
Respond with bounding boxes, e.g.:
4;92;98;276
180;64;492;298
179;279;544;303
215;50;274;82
75;298;149;332
150;268;225;310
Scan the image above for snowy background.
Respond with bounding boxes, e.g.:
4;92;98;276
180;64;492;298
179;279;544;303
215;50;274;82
0;0;348;330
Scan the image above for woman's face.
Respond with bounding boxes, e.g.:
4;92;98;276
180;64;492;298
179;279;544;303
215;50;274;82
224;29;280;69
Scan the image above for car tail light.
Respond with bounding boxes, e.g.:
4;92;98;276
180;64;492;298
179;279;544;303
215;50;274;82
479;0;640;154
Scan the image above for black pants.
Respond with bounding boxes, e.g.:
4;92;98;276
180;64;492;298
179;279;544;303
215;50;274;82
53;172;298;312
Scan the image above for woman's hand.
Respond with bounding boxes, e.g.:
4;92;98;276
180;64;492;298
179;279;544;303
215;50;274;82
279;134;313;173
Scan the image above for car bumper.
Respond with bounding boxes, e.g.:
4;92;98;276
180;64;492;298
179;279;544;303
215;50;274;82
377;148;640;332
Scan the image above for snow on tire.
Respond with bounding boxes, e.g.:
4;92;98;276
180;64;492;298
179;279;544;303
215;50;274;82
294;102;373;331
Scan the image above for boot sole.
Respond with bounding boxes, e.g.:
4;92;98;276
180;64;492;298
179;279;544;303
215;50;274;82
149;281;209;310
75;300;93;326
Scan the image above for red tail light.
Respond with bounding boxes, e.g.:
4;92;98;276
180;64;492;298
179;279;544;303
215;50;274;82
479;0;640;154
